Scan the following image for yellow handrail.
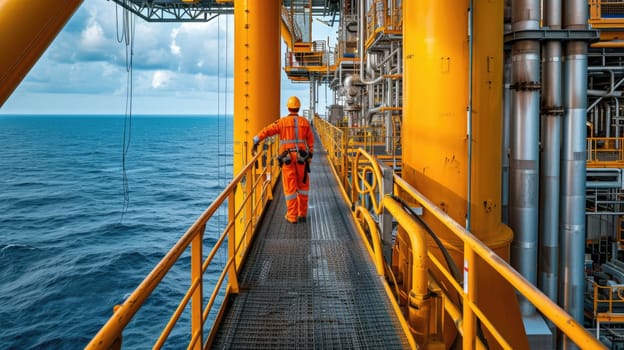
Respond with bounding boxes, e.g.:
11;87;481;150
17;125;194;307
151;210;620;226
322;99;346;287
393;175;603;349
591;280;624;316
589;0;624;28
314;115;605;349
86;139;280;350
587;136;624;167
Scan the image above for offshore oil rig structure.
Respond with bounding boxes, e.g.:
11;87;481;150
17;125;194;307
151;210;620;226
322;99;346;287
6;0;624;349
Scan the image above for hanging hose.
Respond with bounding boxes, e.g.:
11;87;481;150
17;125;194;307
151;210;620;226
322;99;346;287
390;195;462;284
215;13;232;268
116;1;136;222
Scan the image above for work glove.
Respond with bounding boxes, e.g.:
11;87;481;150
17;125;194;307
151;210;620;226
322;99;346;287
251;136;259;156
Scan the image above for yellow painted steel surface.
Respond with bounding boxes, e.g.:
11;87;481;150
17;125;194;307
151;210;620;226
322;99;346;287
0;0;83;107
587;137;624;167
233;0;280;175
4;0;608;347
402;1;526;347
314;115;605;348
232;0;280;271
86;147;280;350
590;0;624;28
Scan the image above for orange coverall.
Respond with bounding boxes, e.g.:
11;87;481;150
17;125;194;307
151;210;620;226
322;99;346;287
254;113;314;223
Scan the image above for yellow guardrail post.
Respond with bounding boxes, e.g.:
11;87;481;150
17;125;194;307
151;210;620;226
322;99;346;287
190;224;204;350
382;196;429;346
245;166;253;248
350;155;357;208
462;247;477;350
342;130;348;187
228;190;239;293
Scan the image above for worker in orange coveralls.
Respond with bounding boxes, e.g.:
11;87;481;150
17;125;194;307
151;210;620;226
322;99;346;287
252;96;314;224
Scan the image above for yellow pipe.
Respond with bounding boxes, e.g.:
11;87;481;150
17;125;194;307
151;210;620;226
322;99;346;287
0;0;83;106
353;150;384;214
233;0;280;175
591;41;624;48
190;230;203;350
381;281;419;350
402;1;523;346
393;175;604;349
233;0;280;271
382;196;429;345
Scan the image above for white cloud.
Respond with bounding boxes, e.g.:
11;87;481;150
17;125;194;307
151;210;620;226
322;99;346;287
80;21;106;49
151;70;172;89
0;0;338;115
170;28;181;56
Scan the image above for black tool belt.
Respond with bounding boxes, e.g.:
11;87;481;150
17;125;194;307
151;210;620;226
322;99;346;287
277;148;310;166
277;150;292;166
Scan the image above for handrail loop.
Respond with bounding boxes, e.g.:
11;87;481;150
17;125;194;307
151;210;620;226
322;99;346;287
314;115;604;349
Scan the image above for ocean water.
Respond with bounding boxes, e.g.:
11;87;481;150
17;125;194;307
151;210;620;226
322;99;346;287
0;115;233;349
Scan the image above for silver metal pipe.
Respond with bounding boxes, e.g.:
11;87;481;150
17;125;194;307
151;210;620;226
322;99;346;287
588;66;624;71
539;0;562;305
616;98;621;138
607;102;612;138
510;0;541;316
310;76;317;119
588;89;624;97
386;75;393;153
502;48;511;225
358;0;378;85
587;76;624;111
560;42;587;322
559;0;588;346
467;0;474;231
502;1;512;225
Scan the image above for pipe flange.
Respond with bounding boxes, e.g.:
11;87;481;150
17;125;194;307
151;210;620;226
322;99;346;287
541;106;565;116
510;81;541;90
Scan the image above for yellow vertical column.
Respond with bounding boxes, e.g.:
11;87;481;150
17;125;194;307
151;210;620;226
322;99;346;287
403;1;528;347
233;0;280;173
232;0;280;263
0;0;83;106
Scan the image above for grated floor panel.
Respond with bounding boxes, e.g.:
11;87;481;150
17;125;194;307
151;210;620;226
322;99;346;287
210;135;410;349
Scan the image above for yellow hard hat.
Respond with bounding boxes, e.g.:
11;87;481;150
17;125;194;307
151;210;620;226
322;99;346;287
287;96;301;111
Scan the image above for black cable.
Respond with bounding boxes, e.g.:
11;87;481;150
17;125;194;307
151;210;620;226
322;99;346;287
119;3;135;223
391;194;490;349
391;195;462;283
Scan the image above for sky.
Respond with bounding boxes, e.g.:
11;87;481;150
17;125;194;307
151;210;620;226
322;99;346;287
0;1;337;115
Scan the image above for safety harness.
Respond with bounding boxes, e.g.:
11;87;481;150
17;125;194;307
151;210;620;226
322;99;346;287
278;114;311;183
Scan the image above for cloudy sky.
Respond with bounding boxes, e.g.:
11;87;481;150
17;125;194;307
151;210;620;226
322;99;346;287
0;1;336;115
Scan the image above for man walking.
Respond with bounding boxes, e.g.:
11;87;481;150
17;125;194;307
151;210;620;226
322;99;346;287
252;96;314;224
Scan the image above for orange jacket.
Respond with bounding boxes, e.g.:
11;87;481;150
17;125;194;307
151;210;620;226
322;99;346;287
254;113;314;155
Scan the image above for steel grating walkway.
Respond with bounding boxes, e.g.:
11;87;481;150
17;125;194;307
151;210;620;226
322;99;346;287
210;135;411;349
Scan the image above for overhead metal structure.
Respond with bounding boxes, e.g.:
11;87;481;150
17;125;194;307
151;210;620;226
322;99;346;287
108;0;339;22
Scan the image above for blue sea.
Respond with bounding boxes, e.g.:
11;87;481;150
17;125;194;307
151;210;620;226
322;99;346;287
0;115;233;349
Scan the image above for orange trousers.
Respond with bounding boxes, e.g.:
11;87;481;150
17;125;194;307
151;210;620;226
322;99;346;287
281;156;310;222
